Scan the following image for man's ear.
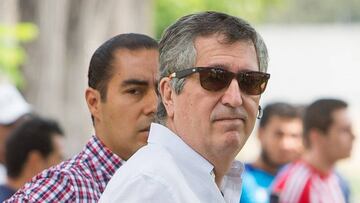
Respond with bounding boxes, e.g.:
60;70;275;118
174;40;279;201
159;77;174;118
85;87;102;122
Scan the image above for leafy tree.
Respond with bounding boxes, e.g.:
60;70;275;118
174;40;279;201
0;23;38;87
266;0;360;23
154;0;284;39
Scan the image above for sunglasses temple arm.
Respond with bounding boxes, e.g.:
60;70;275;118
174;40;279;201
172;68;198;79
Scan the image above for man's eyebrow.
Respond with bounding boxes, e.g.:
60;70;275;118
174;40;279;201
209;63;256;72
121;79;149;87
208;63;231;69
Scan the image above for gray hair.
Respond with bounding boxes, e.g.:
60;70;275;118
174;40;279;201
156;11;269;124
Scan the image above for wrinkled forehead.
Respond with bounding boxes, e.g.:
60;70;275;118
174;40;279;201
193;33;256;57
193;35;258;72
193;34;255;52
194;33;254;45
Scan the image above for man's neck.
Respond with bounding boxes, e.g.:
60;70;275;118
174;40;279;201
212;155;236;188
252;157;279;175
166;120;236;188
6;177;25;191
302;149;335;174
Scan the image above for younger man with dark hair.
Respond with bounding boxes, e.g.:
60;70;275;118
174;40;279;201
271;99;355;203
6;33;159;202
0;117;64;202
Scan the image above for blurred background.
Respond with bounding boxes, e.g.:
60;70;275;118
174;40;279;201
0;0;359;201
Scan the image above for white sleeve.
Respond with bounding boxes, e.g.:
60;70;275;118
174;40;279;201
99;174;177;203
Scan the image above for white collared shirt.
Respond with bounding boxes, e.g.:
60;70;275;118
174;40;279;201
100;123;243;203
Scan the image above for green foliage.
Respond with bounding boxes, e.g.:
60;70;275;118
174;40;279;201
0;23;38;87
154;0;284;39
265;0;360;23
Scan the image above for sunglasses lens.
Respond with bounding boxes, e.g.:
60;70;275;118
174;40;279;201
192;68;269;95
199;69;232;91
238;72;269;95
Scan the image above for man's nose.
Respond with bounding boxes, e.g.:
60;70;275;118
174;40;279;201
144;89;157;115
280;137;299;151
221;79;243;107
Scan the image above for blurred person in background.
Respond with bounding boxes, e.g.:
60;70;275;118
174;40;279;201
6;33;159;202
240;102;304;203
0;116;64;202
0;82;32;184
271;98;355;203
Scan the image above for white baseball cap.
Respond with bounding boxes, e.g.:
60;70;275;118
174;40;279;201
0;83;31;125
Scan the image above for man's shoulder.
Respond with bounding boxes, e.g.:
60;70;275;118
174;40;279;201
34;159;88;181
5;150;95;202
39;149;92;179
270;161;312;202
244;163;268;175
277;161;302;174
243;163;274;181
107;144;179;189
100;145;191;203
273;161;309;184
121;144;177;176
5;167;76;202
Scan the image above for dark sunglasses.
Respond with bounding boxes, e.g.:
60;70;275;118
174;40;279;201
169;67;270;95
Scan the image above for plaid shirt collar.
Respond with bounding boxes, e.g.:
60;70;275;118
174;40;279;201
84;135;123;184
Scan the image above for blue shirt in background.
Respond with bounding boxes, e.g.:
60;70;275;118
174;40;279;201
0;184;16;202
240;163;275;203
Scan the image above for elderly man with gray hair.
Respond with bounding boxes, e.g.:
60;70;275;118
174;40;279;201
101;11;270;202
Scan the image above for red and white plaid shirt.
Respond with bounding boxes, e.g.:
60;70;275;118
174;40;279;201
5;135;123;202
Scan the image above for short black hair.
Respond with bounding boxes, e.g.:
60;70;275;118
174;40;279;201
259;102;303;128
303;98;347;147
88;33;158;101
5;116;64;178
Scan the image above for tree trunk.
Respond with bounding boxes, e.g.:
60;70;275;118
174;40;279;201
17;0;154;157
0;0;19;24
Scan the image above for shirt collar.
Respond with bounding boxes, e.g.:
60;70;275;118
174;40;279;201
148;123;214;177
148;123;244;202
221;160;244;202
85;135;123;180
